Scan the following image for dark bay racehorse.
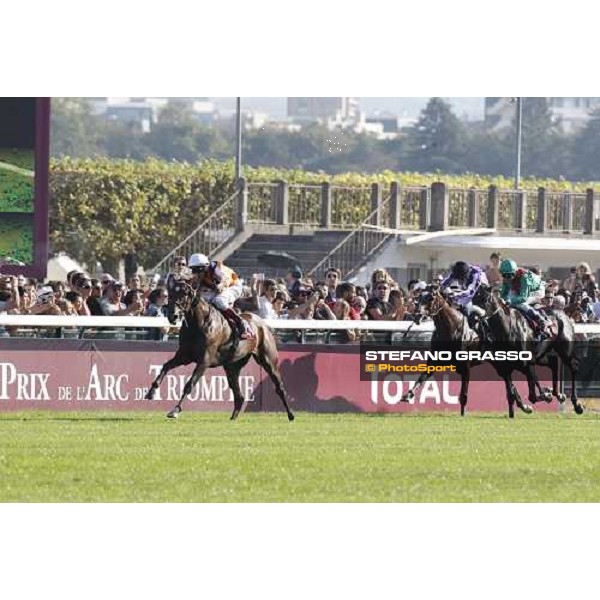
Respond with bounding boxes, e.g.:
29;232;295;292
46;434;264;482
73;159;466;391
400;286;485;416
145;281;294;421
401;286;535;418
473;284;583;415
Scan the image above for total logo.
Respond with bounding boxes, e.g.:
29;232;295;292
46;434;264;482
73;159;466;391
369;373;459;405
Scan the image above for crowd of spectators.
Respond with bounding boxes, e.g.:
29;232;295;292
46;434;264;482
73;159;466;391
2;252;600;338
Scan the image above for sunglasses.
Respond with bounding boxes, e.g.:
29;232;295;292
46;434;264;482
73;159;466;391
81;284;91;289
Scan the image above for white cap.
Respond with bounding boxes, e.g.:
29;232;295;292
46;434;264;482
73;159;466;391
188;253;209;267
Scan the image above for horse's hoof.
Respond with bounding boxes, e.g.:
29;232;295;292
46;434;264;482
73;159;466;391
144;392;154;401
288;413;295;422
557;393;567;404
230;411;239;421
401;392;414;403
521;404;533;414
542;392;553;403
166;411;179;419
574;404;584;415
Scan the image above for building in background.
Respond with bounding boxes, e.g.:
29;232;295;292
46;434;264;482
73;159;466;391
485;97;600;133
90;97;216;132
287;97;360;129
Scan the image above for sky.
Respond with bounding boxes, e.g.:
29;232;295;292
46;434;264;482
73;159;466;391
211;97;485;120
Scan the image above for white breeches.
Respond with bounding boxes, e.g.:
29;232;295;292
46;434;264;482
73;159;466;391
208;283;243;310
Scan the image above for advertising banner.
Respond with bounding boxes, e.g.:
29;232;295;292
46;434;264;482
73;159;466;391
0;340;557;413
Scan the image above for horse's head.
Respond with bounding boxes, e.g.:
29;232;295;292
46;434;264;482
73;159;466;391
472;283;496;315
416;284;444;318
167;278;196;324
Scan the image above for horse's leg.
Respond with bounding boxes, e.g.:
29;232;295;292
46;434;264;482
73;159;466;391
166;362;206;418
400;371;433;403
458;365;470;417
254;343;294;421
546;354;566;403
565;357;583;415
224;356;251;421
145;350;189;400
498;371;517;419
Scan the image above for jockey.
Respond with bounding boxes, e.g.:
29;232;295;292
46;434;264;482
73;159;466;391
499;259;553;338
440;261;487;326
188;253;253;340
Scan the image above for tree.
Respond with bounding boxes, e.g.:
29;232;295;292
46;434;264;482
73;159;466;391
509;98;567;178
570;108;600;180
403;98;469;172
146;102;200;162
50;98;105;157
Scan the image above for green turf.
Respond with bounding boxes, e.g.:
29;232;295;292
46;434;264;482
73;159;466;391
1;411;599;502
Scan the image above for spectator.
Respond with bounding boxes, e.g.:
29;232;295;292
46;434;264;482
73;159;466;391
352;296;367;318
324;268;341;302
486;252;502;288
87;279;104;316
285;267;303;297
285;284;319;319
389;288;412;321
562;267;577;293
100;281;143;316
0;276;20;313
355;285;368;300
73;277;93;316
145;287;170;340
366;281;393;320
371;268;394;292
123;275;144;307
100;273;114;297
575;262;596;298
65;291;85;314
272;291;288;318
257;278;279;319
334;283;361;321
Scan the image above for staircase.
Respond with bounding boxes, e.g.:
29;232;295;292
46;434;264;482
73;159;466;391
225;230;352;280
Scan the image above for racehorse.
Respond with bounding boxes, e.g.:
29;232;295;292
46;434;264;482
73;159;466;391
472;284;583;415
145;280;295;421
401;285;535;418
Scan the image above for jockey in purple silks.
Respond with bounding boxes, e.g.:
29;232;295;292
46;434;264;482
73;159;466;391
440;261;488;325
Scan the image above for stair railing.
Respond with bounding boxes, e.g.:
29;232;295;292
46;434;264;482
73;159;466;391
308;193;393;281
148;189;239;276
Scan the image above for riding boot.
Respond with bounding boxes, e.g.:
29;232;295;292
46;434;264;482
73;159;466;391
222;308;253;340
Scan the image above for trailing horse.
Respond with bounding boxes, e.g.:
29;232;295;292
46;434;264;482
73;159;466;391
145;280;294;421
401;285;536;418
472;284;583;415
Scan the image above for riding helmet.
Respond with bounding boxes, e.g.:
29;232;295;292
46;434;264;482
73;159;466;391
188;253;210;268
451;261;470;279
499;258;517;276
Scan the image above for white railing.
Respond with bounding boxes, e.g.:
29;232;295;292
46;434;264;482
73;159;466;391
0;315;598;335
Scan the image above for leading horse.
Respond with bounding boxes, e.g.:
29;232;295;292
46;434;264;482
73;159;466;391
145;280;294;421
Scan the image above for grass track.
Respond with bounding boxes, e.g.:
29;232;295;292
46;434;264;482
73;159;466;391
1;411;600;502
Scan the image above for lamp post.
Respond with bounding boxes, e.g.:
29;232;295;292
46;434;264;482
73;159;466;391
235;97;242;185
515;97;522;189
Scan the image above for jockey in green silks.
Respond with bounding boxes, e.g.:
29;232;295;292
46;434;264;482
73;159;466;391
499;258;553;338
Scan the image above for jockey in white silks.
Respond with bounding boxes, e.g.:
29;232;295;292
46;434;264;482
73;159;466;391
188;253;253;340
